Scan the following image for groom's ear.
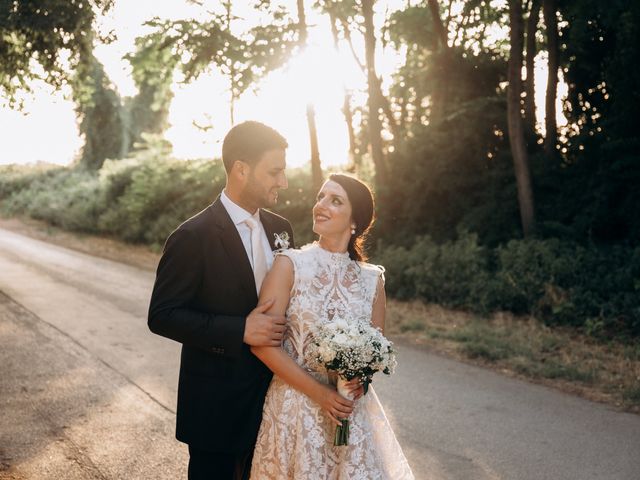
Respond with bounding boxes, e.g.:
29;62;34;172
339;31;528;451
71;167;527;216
231;160;248;179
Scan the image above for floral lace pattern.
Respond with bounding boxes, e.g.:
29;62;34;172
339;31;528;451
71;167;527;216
250;243;415;479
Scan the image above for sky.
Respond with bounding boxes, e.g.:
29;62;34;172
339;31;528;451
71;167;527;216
0;0;564;168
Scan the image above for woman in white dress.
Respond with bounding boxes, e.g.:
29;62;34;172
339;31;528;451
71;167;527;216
250;174;414;479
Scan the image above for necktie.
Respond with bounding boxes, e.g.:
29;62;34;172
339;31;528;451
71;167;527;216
244;217;268;294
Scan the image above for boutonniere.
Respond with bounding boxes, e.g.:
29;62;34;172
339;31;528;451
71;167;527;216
273;231;290;250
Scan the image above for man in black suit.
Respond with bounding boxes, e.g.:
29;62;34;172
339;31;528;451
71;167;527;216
148;121;295;479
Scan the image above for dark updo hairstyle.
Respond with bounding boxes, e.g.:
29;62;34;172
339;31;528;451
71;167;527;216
222;120;288;173
328;173;375;262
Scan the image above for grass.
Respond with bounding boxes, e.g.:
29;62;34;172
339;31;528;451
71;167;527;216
386;299;640;412
623;385;640;403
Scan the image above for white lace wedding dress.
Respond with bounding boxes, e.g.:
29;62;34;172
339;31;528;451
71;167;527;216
250;243;414;480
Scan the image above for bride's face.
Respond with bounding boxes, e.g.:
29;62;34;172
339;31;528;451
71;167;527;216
312;180;354;237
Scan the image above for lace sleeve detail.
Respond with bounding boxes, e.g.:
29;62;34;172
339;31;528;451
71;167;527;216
357;262;386;312
372;264;385;306
374;264;385;285
275;249;298;295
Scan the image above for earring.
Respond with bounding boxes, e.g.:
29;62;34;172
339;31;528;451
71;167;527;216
351;226;356;235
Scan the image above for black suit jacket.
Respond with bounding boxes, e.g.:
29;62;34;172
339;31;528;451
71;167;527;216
148;197;295;453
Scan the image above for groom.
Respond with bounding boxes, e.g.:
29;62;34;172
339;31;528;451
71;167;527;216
148;121;294;479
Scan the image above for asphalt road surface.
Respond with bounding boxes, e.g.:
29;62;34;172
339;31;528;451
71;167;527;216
1;226;639;479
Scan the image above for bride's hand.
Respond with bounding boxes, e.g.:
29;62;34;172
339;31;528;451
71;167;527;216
315;385;355;426
343;378;365;400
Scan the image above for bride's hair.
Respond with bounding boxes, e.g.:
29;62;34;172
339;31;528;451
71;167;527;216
328;173;375;262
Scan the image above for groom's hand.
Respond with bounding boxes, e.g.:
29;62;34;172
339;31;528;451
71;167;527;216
244;298;287;347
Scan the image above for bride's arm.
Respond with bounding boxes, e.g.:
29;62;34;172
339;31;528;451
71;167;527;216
371;276;386;334
251;255;354;426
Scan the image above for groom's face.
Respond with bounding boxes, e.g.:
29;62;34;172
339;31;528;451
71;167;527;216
244;148;288;209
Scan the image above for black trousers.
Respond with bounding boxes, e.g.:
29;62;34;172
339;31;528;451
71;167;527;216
188;445;253;480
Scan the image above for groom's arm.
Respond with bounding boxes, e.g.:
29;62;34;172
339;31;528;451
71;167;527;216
148;227;245;356
148;227;285;357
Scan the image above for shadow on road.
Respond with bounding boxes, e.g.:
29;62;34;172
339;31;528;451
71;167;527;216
0;292;186;479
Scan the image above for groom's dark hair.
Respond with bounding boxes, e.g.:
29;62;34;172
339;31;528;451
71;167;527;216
222;121;288;173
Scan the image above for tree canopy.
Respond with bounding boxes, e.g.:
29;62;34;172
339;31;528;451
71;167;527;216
0;0;114;108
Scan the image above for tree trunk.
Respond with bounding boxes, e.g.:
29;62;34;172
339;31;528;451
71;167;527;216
307;104;323;191
427;0;451;123
524;0;541;141
296;0;322;188
508;0;536;236
225;1;235;125
296;0;308;44
427;0;449;48
328;9;359;170
362;0;388;188
336;9;400;149
374;75;401;144
342;91;359;171
543;0;558;156
305;101;322;188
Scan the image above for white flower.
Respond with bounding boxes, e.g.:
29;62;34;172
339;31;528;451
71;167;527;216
310;315;397;380
273;231;290;249
333;333;349;345
333;317;349;330
319;346;336;362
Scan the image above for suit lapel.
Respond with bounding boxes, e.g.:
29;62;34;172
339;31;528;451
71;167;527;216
210;199;257;300
259;210;279;251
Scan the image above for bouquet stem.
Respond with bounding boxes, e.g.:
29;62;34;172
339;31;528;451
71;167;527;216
334;418;349;446
334;376;352;446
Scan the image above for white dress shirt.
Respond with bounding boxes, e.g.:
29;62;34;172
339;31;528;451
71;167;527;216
220;190;274;270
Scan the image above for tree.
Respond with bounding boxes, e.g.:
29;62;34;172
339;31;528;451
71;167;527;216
319;0;398;167
131;3;298;141
326;7;359;170
124;31;177;152
0;0;160;168
543;0;558;156
0;0;114;108
524;0;541;141
507;0;535;236
426;0;452;122
73;55;126;169
296;0;323;191
362;0;388;188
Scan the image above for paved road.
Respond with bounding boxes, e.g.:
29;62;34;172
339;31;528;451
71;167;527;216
1;226;639;479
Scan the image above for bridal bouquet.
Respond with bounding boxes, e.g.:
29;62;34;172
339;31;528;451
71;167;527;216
310;317;396;446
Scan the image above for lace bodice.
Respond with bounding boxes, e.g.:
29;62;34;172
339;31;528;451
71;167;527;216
278;243;383;372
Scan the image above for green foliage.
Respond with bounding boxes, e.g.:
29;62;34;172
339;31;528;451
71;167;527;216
134;4;299;105
0;145;316;249
270;169;316;247
0;0;114;108
3;168;102;232
374;234;640;339
73;55;127;170
98;152;224;246
375;232;489;307
123;35;176;151
0;163;61;199
488;238;581;316
378;93;515;246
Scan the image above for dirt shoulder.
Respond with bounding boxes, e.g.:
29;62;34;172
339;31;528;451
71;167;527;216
2;214;638;414
0;216;160;271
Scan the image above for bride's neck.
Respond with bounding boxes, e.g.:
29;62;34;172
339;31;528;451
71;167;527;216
318;236;349;254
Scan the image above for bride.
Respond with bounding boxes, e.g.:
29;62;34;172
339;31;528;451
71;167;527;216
250;173;414;479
